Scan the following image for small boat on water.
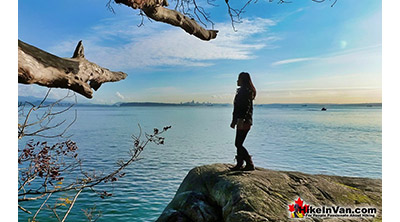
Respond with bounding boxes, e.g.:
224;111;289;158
321;107;327;111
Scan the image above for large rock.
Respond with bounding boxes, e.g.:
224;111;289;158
156;164;381;222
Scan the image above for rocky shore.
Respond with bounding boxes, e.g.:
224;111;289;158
156;164;381;222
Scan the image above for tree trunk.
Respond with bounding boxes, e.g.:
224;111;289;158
18;40;127;99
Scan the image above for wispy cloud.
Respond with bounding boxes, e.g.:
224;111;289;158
115;91;125;100
18;84;73;101
271;44;381;66
256;87;381;104
49;16;279;69
259;87;381;93
271;57;317;66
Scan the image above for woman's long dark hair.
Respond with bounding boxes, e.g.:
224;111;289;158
239;72;256;100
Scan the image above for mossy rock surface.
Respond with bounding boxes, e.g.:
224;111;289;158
156;164;381;222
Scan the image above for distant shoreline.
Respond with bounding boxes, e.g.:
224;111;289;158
118;102;382;108
18;96;382;108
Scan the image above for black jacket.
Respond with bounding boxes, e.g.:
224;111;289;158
232;87;253;125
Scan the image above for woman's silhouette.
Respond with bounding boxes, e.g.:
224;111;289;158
230;72;256;171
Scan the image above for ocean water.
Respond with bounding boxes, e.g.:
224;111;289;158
18;105;381;221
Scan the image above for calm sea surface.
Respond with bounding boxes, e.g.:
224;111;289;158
18;105;381;221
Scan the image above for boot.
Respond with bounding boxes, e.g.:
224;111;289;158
230;155;244;171
242;155;255;171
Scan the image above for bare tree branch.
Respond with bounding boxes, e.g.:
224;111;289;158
224;0;255;31
61;189;83;222
18;205;32;214
82;205;102;222
48;204;62;222
110;0;336;41
114;0;218;40
18;121;172;221
32;193;53;220
18;125;172;199
18;89;77;139
312;0;338;7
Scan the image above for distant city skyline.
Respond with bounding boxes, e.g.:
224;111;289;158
18;1;382;105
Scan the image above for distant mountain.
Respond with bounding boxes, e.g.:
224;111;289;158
18;96;62;106
18;96;113;107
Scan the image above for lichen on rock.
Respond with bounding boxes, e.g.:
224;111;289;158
156;164;381;222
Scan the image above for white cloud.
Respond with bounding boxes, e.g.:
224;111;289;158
115;91;125;100
47;40;79;57
211;93;233;99
49;16;278;69
271;44;381;67
271;57;317;66
18;84;75;101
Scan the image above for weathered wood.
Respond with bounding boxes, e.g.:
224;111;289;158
18;40;127;98
114;0;218;41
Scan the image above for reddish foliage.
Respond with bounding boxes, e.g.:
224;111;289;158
18;140;79;183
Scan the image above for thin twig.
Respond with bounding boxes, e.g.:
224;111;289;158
18;90;77;139
19;126;171;198
48;204;62;222
61;189;83;222
32;193;52;220
18;204;32;214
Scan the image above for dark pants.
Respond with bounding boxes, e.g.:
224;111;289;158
235;129;250;158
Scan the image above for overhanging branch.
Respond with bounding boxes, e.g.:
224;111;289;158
18;40;127;99
114;0;218;41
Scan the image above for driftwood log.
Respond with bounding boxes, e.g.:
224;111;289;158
114;0;218;41
18;40;127;99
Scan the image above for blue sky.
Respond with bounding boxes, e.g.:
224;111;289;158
18;0;382;104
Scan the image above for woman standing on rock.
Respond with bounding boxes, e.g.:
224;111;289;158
230;72;256;171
